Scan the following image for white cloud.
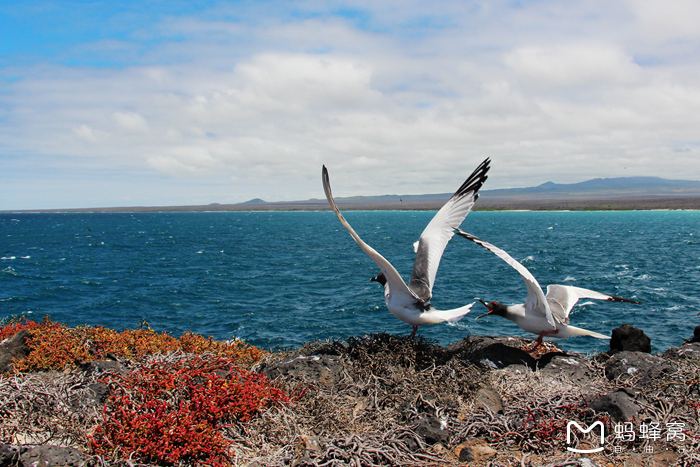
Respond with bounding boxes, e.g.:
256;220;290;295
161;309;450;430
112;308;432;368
72;124;99;142
146;147;220;176
1;0;700;209
113;111;148;131
234;53;380;110
624;0;700;41
504;44;642;87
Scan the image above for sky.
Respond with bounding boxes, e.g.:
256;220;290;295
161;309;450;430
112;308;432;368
1;0;700;210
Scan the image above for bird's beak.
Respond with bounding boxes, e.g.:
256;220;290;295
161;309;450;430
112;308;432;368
475;298;493;320
475;311;493;320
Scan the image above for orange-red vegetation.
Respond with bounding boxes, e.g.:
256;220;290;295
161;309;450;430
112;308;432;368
0;316;265;373
89;355;288;467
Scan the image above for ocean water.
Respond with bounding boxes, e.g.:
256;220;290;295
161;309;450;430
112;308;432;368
1;210;698;355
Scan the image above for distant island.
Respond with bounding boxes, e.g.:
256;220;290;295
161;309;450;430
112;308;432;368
6;176;700;213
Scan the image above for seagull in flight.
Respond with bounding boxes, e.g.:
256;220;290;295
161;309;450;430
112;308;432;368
455;230;641;350
322;158;490;337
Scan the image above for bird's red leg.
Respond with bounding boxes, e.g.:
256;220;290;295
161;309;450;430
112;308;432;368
526;329;559;353
525;333;545;353
409;325;418;339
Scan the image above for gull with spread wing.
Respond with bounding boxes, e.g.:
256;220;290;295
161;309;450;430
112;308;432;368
322;158;490;337
455;230;641;350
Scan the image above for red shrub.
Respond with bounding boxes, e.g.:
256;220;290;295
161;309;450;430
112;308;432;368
90;354;288;466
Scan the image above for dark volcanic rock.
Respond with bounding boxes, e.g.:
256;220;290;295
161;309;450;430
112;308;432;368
447;336;536;369
79;359;126;375
414;416;449;445
588;390;640;422
262;354;348;387
609;324;651;354
539;355;594;385
19;445;87;467
604;351;677;387
0;444;21;467
663;342;700;361
0;329;31;374
685;325;700;344
69;382;111;410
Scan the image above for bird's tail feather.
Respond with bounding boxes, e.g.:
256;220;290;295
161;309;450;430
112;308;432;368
424;303;474;324
566;325;609;339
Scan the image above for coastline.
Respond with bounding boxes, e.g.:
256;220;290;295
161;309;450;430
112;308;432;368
1;319;698;467
3;196;700;214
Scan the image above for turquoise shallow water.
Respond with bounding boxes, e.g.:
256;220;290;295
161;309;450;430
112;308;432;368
1;210;698;354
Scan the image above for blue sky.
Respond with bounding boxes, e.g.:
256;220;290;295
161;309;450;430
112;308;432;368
2;0;700;210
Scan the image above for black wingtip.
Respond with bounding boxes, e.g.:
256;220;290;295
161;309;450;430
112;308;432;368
608;295;642;305
451;157;491;200
322;165;331;186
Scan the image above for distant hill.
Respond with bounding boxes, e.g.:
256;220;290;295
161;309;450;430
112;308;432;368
6;176;700;213
276;176;700;211
270;176;700;211
483;177;700;199
471;177;700;210
241;198;267;205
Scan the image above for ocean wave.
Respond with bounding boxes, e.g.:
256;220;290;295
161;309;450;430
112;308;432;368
1;266;19;276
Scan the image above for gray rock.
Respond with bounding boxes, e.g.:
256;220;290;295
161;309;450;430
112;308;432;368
539;355;594;385
609;324;651;353
604;351;677;387
19;445;86;467
79;359;126;375
544;459;598;467
414;416;449;445
0;444;21;467
588;390;640;421
475;386;503;414
578;459;599;467
69;381;111;410
0;329;31;374
663;342;700;361
262;354;348;387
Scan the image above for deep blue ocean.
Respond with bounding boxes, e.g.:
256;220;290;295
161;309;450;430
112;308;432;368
1;210;698;355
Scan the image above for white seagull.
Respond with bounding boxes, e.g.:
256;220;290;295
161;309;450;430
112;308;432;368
455;230;641;350
322;158;490;337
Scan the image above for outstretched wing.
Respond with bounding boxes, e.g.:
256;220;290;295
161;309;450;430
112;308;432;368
408;158;490;301
546;285;641;324
322;165;418;301
455;229;556;328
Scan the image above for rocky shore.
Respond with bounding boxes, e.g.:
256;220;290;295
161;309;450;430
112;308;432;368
1;323;699;467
